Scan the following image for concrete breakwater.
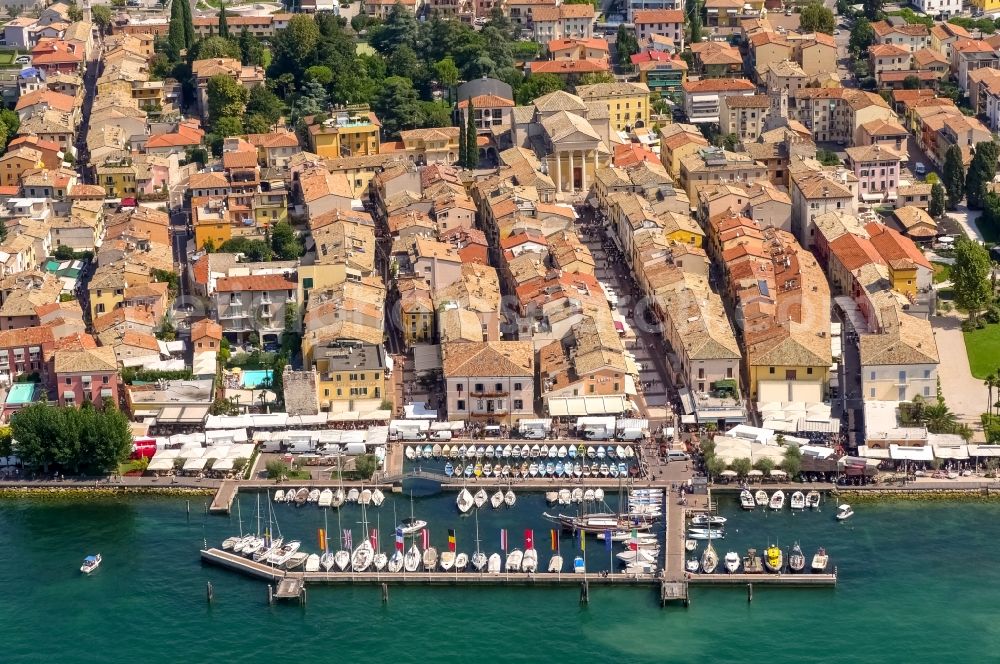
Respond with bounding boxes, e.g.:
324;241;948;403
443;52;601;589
0;486;215;500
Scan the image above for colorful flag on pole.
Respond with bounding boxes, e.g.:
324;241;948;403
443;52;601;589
629;528;639;552
370;528;378;549
524;529;534;550
580;532;586;552
604;529;613;552
448;529;456;552
500;528;508;551
343;529;353;550
550;529;558;552
264;528;271;548
395;527;404;552
421;529;430;550
318;528;326;551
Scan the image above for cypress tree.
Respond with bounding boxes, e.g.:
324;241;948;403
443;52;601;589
218;3;229;39
179;0;195;48
168;0;185;57
943;144;966;211
965;140;999;210
466;99;479;169
929;182;946;219
457;105;467;167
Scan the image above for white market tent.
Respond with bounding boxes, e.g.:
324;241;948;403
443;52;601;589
183;457;209;471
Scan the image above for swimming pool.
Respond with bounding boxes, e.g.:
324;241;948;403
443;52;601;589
6;382;39;405
241;369;273;389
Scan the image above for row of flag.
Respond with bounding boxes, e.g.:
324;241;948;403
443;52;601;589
317;527;644;553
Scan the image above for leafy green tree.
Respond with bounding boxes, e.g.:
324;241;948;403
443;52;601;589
92;5;112;36
849;18;876;55
781;444;802;479
420;101;452;128
369;1;420;53
271;14;320;78
238;27;264;66
207;74;249;127
245;84;283;128
180;0;195;48
213;115;244;139
816;148;841;166
616;24;639;65
191;35;241;61
219;237;273;261
10;403;132;474
434;56;459;90
800;1;835;33
965;141;999;210
354;454;378;479
466;98;479;169
270;221;302;259
218;3;230;39
903;74;921;90
305;65;334;86
930;182;946;218
752;457;775;475
689;2;702;43
67;2;83;20
952;236;993;321
387;43;422;80
373;76;424;137
863;0;883;21
943;144;966;210
266;459;289;480
290;79;329;123
168;0;186;56
578;72;615;85
730;457;752;477
516;73;563;105
706;456;726;480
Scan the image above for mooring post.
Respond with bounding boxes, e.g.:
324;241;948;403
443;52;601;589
381;582;389;603
580;580;589;604
206;581;214;603
747;583;753;603
301;588;307;606
186;500;190;517
267;585;273;605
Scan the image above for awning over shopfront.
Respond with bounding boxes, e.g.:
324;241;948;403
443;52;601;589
547;395;629;417
889;444;933;461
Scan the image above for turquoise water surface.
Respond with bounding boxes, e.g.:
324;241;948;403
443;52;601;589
2;492;998;663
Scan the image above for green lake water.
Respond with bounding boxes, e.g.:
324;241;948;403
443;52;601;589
2;491;998;663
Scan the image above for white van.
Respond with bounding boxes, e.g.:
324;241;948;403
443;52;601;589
667;451;690;462
522;427;546;440
483;425;502;438
583;427;611;441
399;429;426;441
430;430;453;441
617;428;644;442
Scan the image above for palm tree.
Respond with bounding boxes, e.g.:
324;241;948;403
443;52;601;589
986;373;997;419
923;400;959;434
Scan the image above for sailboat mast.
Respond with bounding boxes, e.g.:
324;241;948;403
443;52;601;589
236;498;243;537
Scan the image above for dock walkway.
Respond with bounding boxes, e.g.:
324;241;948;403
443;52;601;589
209;480;238;514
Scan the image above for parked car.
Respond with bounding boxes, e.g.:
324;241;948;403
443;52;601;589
914;162;926;176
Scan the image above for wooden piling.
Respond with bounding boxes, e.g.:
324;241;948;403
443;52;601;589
580;580;589;604
747;583;752;603
206;581;214;603
381;583;389;603
267;585;273;605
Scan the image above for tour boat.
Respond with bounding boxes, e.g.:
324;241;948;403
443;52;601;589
80;554;101;574
769;491;785;510
304;554;320;572
788;542;806;573
457;488;474;514
403;544;421;572
763;544;783;572
422;547;439;570
740;489;756;510
474;489;488;508
505;549;523;572
522;548;538;573
318;488;333;508
504;489;516;507
811;547;829;572
455;553;469;571
548;554;563;573
701;542;719;574
491;490;504;509
806;490;821;509
488;553;502;574
273;490;285;503
790;491;806;510
387;550;404;573
754;490;768;506
724;551;740;573
836;504;854;521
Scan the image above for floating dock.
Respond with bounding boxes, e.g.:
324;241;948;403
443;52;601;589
209;480;239;514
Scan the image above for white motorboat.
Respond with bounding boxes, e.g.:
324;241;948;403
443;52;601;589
268;540;302;566
806;490;821;509
253;538;282;562
241;537;263;557
472;550;487;571
584;488;595;502
405;446;416;460
373;552;388;571
352;539;375;572
284;490;296;503
790;491;806;510
789;542;806;573
571;488;583;503
320;552;335;571
617;549;657;564
690;514;727;527
769;491;786;510
558;445;568;458
522;548;538;573
558;488;571;504
687;529;725;540
80;554;101;574
740;489;756;510
285;552;308;570
504;489;516;507
457;488;474;514
836;504;854;521
305;553;320;572
487;553;502;574
594;488;605;502
439;550;456;571
387;550;404;573
318;489;333;508
273;490;285;502
422;547;439;570
685;559;700;573
455;553;469;571
359;488;373;505
294;488;308;505
548;554;563;572
222;536;240;551
574;556;585;574
811;547;829;572
432;443;443;458
307;489;320;503
685;539;697;551
754;490;768;506
724;551;740;573
332;488;345;508
372;489;385;507
505;549;523;572
545;491;558;504
404;544;421;572
399;517;427;535
474;489;488;508
491;490;504;509
334;550;350;571
346;488;360;503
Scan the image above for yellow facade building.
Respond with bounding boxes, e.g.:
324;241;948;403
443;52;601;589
575;81;651;132
313;341;387;403
307;106;382;159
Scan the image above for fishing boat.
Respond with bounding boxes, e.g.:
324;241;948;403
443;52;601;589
307;489;320;503
740;489;756;510
811;547;829;572
491;489;504;509
763;543;783;572
273;490;285;502
690;514;727;527
548;554;563;572
346;488;360;503
422;546;439;570
444;462;454;477
80;554;101;574
387;550;404;573
474;489;488;508
790;491;806;510
806;490;821;509
522;548;538;573
504;489;516;507
304;554;320;572
320;552;336;571
836;504;854;520
505;549;523;572
769;490;785;510
685;559;699;573
573;556;585;574
685;539;697;551
488;553;502;574
788;542;805;572
456;488;474;514
724;551;740;573
701;542;719;574
743;549;763;573
318;488;333;508
455;553;468;571
754;490;768;506
404;544;421;572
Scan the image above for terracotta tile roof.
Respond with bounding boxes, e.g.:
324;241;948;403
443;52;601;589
829;233;885;272
54;345;116;373
146;124;205;148
442;341;534;377
457;93;515;109
531;59;609;75
120;330;160;352
871;20;928;37
222;149;259;169
0;325;55;348
681;78;755;93
866;221;933;266
15;89;75;113
724;94;770;109
189;172;229;190
633;9;684;23
215;275;296;292
191;318;223;341
870;43;910;58
953;38;995;54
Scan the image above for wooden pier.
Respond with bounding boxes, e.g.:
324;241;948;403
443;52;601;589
209;480;239;514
